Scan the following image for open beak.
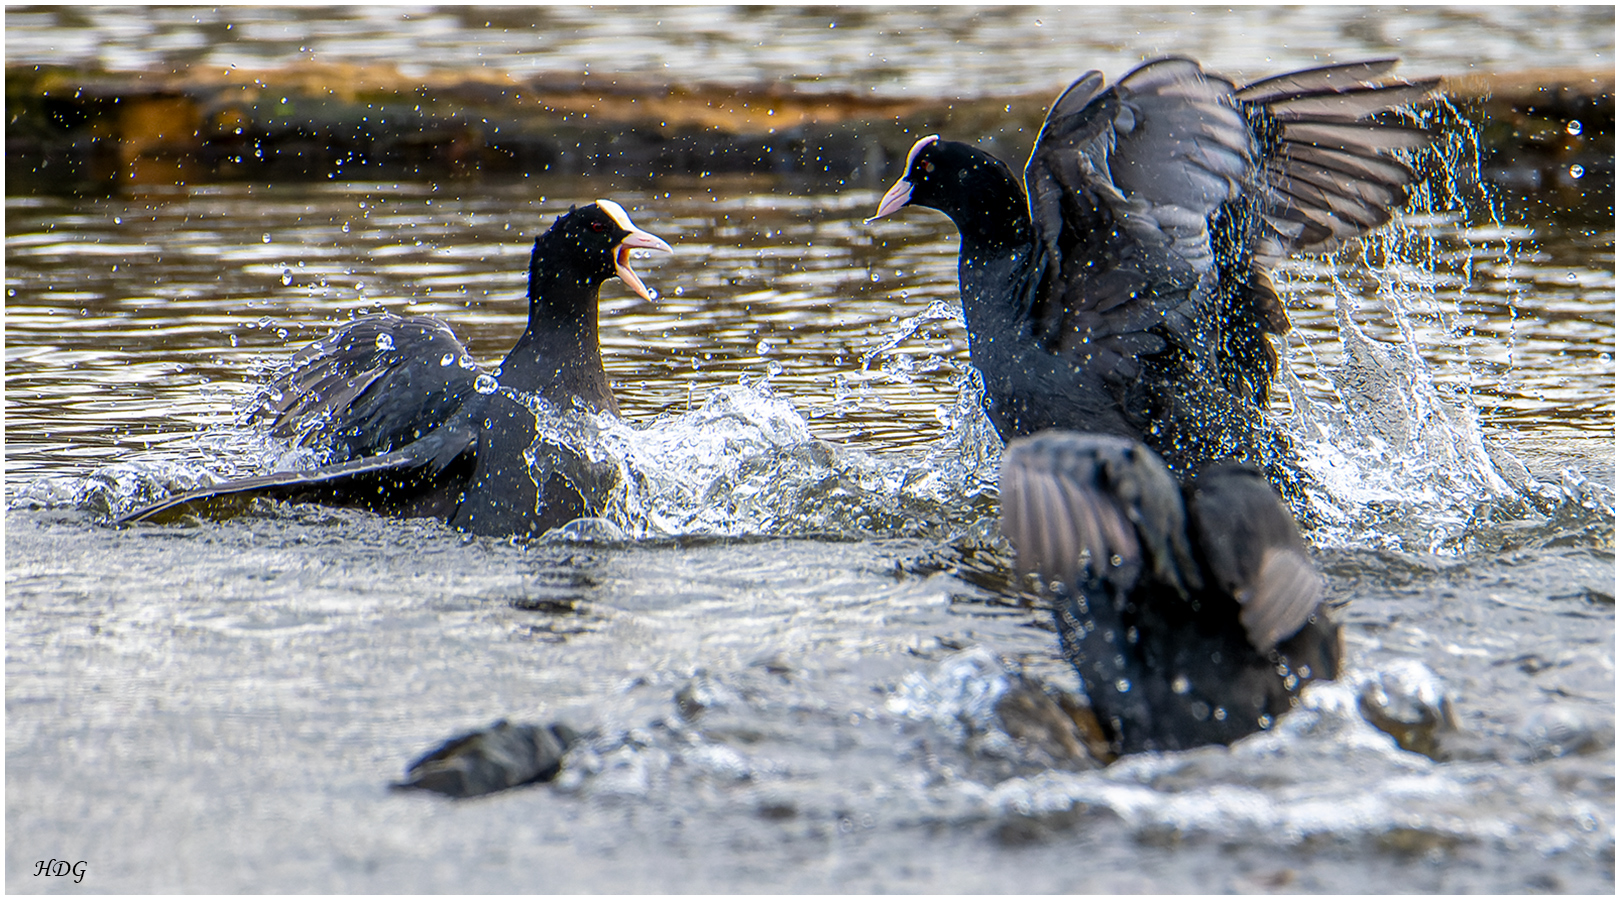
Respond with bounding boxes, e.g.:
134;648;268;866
865;177;914;223
613;228;674;302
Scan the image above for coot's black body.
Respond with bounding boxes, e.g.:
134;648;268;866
120;200;671;537
872;58;1432;754
1000;432;1340;755
870;58;1437;502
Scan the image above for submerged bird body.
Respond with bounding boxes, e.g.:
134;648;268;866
1000;431;1341;755
121;200;671;537
873;58;1433;754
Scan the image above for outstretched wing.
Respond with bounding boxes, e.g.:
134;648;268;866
1021;58;1257;379
1213;60;1438;407
1236;59;1440;265
259;314;483;461
999;431;1200;601
1184;462;1324;652
118;416;479;525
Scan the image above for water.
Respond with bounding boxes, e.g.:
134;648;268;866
6;8;1616;894
6;5;1614;93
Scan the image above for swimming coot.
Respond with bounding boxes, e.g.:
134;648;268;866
119;200;671;537
868;58;1438;499
999;431;1341;755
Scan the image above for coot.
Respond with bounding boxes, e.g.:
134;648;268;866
120;200;671;537
868;58;1437;499
870;57;1431;754
999;430;1340;755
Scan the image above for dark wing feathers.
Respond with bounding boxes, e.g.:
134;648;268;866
1262;80;1440;120
1019;57;1435;385
1185;463;1324;652
1242;69;1440;265
1000;433;1199;600
257;314;482;459
1109;58;1254;272
117;417;479;526
1233;59;1402;103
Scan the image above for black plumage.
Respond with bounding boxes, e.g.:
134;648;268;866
869;58;1438;499
871;58;1431;754
1000;431;1341;756
120;200;671;537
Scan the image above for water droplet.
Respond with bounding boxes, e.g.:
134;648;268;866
474;373;499;394
1212;706;1227;721
374;333;394;352
276;328;288;339
1114;679;1131;693
766;360;783;377
674;286;684;296
440;352;455;367
341;222;351;233
458;355;476;370
1171;675;1190;694
261;233;271;243
281;270;292;285
1569;164;1585;179
228;334;239;347
256;316;272;329
869;272;880;282
114;216;122;225
1567;120;1583;135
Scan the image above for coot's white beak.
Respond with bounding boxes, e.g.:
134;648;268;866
866;134;940;223
613;228;674;302
595;198;673;302
866;177;914;223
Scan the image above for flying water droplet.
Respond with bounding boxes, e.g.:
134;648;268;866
375;333;394;352
474;373;499;394
440;352;455;367
458;355;476;370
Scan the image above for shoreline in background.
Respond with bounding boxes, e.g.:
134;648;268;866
5;63;1612;217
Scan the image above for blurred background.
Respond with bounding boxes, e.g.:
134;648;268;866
6;4;1612;209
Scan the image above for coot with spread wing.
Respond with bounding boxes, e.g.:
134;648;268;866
120;200;671;537
869;58;1437;499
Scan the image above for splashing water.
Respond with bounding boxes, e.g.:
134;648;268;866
525;373;1003;541
1268;97;1613;552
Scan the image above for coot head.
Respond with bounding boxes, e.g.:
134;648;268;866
867;136;1028;245
534;199;673;303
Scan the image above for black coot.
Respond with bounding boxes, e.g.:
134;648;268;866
868;58;1437;498
1000;431;1340;756
120;200;671;537
870;58;1433;753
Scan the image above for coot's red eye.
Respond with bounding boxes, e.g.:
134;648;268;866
922;160;935;174
590;219;607;233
